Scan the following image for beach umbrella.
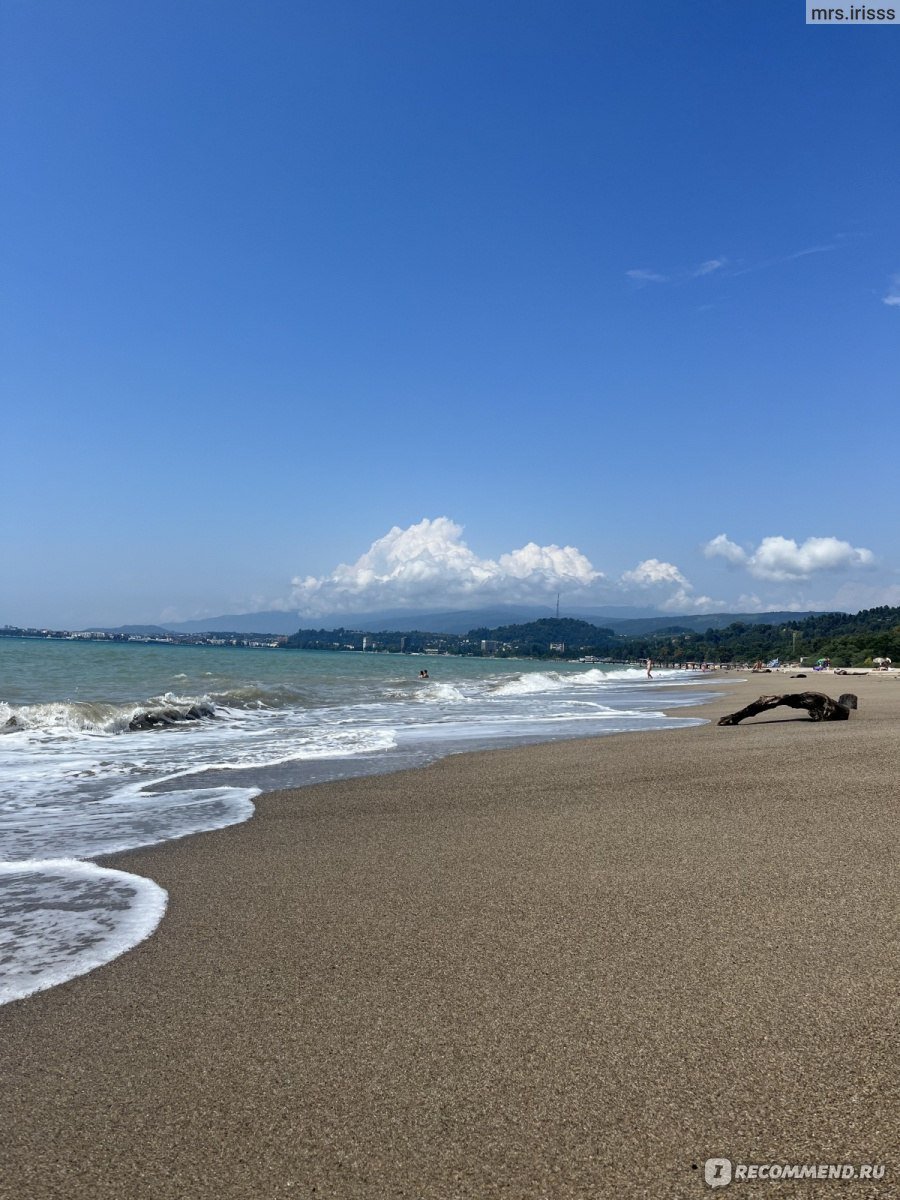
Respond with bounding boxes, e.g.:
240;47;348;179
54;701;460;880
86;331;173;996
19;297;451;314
816;658;827;665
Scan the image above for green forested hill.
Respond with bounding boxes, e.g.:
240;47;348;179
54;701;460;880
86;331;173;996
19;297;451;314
468;607;900;665
281;606;900;667
618;606;900;666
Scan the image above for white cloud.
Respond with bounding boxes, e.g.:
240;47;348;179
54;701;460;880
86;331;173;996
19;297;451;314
705;533;875;582
627;258;726;287
289;518;603;615
749;536;874;581
621;558;689;587
703;533;747;565
731;592;822;614
785;243;835;261
659;587;725;613
883;274;900;306
693;258;726;277
626;268;670;284
632;243;840;292
286;520;881;623
620;558;726;613
498;542;600;582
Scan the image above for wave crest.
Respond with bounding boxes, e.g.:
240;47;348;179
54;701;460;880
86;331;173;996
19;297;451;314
1;696;218;735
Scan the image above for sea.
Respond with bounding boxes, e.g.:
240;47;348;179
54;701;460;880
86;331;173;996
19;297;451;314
0;636;717;1006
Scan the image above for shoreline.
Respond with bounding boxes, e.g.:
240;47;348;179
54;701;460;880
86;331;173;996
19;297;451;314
2;674;896;1198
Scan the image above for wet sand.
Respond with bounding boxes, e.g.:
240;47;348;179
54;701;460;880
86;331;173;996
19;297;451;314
1;673;897;1198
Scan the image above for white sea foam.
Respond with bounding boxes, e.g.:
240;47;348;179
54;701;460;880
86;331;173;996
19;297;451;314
417;681;470;702
490;671;567;695
576;667;685;683
0;859;167;1005
0;784;258;862
0;642;717;1004
486;667;681;695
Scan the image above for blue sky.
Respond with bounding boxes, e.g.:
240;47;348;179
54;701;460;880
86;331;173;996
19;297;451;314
2;0;898;627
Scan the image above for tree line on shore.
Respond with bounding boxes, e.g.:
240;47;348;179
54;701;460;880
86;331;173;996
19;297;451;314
284;606;900;667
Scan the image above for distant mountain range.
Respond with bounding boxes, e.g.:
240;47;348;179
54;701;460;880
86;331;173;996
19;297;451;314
158;610;310;635
567;610;825;636
152;604;665;636
91;605;827;638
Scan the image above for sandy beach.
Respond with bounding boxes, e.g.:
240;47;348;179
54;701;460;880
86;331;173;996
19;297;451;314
1;672;897;1199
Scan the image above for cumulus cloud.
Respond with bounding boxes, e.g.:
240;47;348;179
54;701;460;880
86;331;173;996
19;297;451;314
750;536;874;581
287;519;879;622
704;533;747;565
498;542;600;582
620;558;726;613
704;534;875;581
621;559;689;587
289;518;603;615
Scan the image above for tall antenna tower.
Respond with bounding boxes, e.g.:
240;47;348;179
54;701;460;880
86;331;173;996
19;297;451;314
556;592;560;619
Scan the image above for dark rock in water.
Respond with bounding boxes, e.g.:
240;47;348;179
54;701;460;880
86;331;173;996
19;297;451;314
129;704;216;731
128;711;175;730
185;704;215;721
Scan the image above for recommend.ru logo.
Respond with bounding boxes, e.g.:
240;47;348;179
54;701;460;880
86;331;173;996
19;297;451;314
701;1157;887;1186
705;1159;732;1188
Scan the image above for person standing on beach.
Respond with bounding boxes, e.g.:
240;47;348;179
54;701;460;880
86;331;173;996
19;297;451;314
646;658;653;679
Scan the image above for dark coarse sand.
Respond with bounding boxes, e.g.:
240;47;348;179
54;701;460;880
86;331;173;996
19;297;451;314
1;675;897;1199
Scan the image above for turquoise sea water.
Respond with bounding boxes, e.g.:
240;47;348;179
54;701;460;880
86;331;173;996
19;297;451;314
0;636;714;1004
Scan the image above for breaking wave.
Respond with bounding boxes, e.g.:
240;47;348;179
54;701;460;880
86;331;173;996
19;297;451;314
1;642;717;1005
0;684;322;736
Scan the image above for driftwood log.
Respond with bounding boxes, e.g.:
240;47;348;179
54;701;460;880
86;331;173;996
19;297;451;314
717;691;857;726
